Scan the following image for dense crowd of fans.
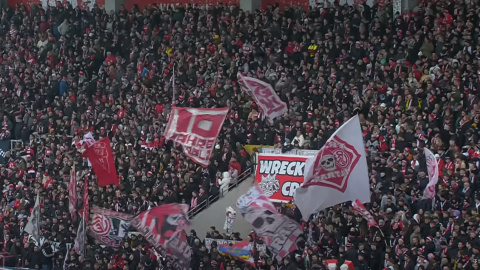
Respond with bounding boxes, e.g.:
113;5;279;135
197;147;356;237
0;0;478;269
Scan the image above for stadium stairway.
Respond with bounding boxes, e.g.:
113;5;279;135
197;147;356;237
189;171;255;239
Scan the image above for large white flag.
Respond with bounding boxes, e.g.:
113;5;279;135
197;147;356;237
422;148;439;200
294;115;370;219
25;193;41;244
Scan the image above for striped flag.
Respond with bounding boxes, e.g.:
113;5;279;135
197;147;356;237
63;247;70;270
24;193;40;244
352;199;378;227
73;214;86;255
82;178;90;227
68;166;77;221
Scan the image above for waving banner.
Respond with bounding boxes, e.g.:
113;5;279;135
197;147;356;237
255;154;308;203
90;206;133;247
294;115;370;219
82;137;119;187
24;193;40;244
237;186;301;261
422;148;439;200
237;73;287;123
165;107;229;166
204;238;266;252
131;204;191;270
218;239;256;267
352;200;378;227
224;207;237;236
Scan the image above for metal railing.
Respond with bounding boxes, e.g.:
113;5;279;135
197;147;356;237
188;168;252;218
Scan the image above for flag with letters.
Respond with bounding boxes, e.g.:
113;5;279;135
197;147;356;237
237;186;301;261
82;137;119;187
165;107;229;166
237;73;287;123
131;204;191;270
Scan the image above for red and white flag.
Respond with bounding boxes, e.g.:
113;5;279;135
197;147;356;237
83;132;95;148
294;115;370;219
83;133;95;167
422;148;439;200
237;186;301;261
237;73;287;123
352;199;378;227
82;137;119;187
68;166;77;221
130;204;191;270
83;177;90;226
165;107;229;166
73;214;86;254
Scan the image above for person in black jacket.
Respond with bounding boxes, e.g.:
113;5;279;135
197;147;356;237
41;241;54;270
26;245;43;269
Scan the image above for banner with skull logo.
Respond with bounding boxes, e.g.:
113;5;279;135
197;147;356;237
294;115;370;219
224;207;237;235
131;204;191;270
237;186;302;261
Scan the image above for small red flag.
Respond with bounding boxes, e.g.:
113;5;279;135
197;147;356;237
82;137;119;187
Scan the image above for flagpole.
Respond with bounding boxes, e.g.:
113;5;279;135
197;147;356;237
82;210;86;257
171;63;176;106
36;193;40;244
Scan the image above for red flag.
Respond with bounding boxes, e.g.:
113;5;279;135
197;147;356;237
131;204;191;270
68;166;77;221
352;199;378;227
164;107;229;166
82;137;119;187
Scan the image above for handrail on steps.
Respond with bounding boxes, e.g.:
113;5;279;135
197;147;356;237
188;167;252;218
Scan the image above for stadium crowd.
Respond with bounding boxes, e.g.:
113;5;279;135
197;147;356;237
0;0;478;269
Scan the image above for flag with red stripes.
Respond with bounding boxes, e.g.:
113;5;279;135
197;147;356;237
68;166;77;221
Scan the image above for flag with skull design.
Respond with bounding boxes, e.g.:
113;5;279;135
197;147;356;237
294;115;370;219
237;186;302;261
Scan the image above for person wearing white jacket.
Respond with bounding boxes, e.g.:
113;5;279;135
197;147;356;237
291;130;305;147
